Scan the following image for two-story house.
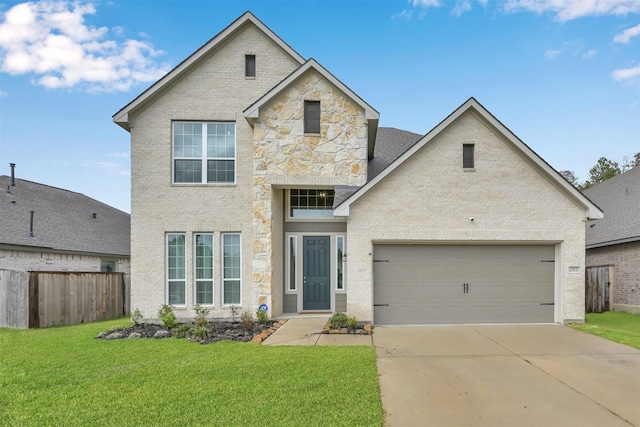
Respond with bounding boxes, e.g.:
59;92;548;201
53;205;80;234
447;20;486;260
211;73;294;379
114;12;602;325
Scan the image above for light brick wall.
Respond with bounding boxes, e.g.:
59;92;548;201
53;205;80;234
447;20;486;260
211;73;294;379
128;25;301;321
345;111;588;323
0;249;130;273
586;241;640;307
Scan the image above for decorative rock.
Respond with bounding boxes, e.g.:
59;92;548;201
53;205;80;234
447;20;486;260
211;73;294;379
97;332;108;339
364;324;374;335
153;330;171;339
128;332;142;339
106;332;124;340
251;335;263;343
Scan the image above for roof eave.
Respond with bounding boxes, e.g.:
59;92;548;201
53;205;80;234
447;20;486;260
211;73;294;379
113;11;305;129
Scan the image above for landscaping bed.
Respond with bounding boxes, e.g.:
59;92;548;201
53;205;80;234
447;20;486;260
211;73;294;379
97;319;287;344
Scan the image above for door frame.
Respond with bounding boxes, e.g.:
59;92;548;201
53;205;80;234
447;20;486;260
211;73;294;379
285;232;346;313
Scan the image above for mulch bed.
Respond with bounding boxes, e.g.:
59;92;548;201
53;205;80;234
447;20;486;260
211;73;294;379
97;320;287;345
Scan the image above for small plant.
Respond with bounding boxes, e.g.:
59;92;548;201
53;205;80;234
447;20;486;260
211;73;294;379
158;304;177;329
330;312;358;330
240;310;254;332
130;308;143;325
191;325;209;341
172;324;193;338
194;304;210;327
256;308;269;324
230;305;241;321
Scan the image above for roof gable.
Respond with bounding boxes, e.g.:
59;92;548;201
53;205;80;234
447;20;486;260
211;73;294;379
584;166;640;247
1;176;130;257
113;11;305;131
244;58;380;157
335;97;603;221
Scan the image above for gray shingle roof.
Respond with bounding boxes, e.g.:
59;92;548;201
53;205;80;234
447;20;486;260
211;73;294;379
368;127;424;180
583;166;640;248
1;176;130;257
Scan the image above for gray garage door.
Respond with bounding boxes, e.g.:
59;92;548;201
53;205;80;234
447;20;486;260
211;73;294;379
373;245;555;325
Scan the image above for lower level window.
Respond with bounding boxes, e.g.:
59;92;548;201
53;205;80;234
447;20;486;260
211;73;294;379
167;233;186;305
194;233;214;305
222;233;241;304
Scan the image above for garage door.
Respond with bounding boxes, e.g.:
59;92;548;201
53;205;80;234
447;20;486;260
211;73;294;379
373;245;555;325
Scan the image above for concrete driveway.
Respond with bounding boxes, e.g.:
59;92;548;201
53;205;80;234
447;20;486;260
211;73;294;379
374;325;640;426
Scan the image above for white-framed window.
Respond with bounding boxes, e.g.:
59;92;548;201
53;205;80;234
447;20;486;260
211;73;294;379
286;235;297;292
194;233;214;305
288;189;335;219
167;233;186;306
173;122;236;184
222;233;241;305
336;235;345;291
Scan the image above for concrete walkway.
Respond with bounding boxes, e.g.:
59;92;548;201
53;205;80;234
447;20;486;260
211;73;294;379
375;325;640;427
261;316;373;346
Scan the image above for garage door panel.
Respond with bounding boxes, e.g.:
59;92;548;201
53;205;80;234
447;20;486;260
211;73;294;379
374;245;555;325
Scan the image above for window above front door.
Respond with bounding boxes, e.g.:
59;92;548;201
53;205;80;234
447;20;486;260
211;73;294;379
288;189;335;220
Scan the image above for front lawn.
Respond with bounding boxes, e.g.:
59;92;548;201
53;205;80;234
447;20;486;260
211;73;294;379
0;319;383;426
570;311;640;349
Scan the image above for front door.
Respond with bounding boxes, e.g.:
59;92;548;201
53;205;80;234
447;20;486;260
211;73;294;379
303;236;331;310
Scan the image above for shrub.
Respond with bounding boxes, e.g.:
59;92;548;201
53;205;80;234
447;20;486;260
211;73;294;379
240;310;254;332
190;325;209;341
130;308;143;325
330;312;357;330
230;305;241;321
194;304;209;327
158;304;177;329
256;308;269;324
172;324;193;338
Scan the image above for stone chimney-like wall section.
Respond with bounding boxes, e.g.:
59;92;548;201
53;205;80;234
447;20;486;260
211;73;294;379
251;70;369;310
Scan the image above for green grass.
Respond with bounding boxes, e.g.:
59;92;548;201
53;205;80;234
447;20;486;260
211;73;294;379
0;319;383;426
570;311;640;349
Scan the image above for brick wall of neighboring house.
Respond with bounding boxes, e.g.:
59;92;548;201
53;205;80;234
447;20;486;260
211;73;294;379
345;110;588;323
0;249;130;273
586;241;640;308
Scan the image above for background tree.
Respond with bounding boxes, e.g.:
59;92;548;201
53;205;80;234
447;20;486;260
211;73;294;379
582;157;621;190
622;152;640;172
559;170;579;187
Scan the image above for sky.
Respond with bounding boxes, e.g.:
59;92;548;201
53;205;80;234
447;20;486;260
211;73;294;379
0;0;639;214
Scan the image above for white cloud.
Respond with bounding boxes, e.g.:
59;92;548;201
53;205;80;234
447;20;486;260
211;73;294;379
0;0;170;92
614;23;640;43
0;89;7;97
545;48;563;59
452;0;473;16
505;0;640;21
411;0;441;6
612;65;640;81
583;49;597;58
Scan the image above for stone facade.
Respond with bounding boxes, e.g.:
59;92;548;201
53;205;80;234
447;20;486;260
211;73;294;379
586;241;640;311
0;249;130;273
251;69;368;316
345;111;588;323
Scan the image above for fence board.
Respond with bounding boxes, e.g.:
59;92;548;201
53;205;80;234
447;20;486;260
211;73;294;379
0;270;30;329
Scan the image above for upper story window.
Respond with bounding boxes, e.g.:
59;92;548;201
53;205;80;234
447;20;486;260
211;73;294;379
289;189;334;219
304;100;320;134
245;54;256;78
173;122;236;184
463;144;474;169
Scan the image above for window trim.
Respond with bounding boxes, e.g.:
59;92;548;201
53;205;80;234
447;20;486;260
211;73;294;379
336;235;346;292
304;100;321;134
245;54;256;78
286;188;338;222
286;235;297;293
222;233;242;306
193;233;214;306
172;121;237;185
463;143;475;170
166;233;187;307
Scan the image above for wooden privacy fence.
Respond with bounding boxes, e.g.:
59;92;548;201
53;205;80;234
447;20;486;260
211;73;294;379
585;265;613;313
0;270;130;329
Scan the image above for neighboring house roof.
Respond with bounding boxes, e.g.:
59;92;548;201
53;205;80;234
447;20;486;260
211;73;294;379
243;58;380;158
368;127;424;180
113;11;305;131
583;166;640;249
335;97;604;221
0;176;130;257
